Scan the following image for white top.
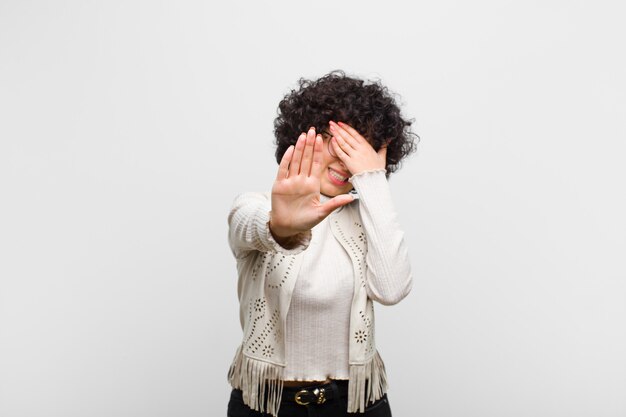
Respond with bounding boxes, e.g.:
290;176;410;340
284;198;354;380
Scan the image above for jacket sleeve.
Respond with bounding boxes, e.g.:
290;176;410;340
348;170;413;305
227;192;312;259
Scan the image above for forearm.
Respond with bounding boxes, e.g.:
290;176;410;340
228;192;311;258
349;170;413;305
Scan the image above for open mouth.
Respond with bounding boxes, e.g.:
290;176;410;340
327;167;349;185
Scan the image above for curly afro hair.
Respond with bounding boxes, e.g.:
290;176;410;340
273;70;419;176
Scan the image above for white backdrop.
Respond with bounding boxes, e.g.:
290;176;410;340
1;1;625;416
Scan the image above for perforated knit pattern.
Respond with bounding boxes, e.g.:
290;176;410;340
227;169;413;415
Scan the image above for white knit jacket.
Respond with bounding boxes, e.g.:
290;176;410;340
226;170;412;416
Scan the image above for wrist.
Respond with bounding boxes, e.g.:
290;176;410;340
268;223;308;250
349;161;386;176
268;213;294;238
268;212;305;248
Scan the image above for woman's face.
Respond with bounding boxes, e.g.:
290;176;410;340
319;130;354;197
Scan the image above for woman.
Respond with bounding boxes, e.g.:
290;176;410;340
226;71;418;417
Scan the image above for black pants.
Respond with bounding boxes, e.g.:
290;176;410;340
227;379;392;417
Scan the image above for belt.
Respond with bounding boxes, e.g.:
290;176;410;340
281;379;348;406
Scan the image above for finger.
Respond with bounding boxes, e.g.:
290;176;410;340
300;127;316;176
337;121;367;145
319;194;354;216
332;134;353;158
330;121;358;151
289;133;306;177
311;135;324;178
277;145;294;180
331;137;350;161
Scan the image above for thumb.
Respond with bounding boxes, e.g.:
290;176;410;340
319;194;354;217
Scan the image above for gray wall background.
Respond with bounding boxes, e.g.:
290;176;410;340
1;1;624;416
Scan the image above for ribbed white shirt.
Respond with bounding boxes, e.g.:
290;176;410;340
283;196;354;381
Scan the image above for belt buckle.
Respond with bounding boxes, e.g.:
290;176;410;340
294;387;326;405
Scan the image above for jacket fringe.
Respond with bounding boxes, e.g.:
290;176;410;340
227;344;284;417
347;350;388;413
228;344;388;416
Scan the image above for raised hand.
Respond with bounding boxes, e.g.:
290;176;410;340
329;121;387;175
270;127;354;243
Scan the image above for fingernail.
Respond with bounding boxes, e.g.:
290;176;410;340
309;126;315;131
330;125;335;131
